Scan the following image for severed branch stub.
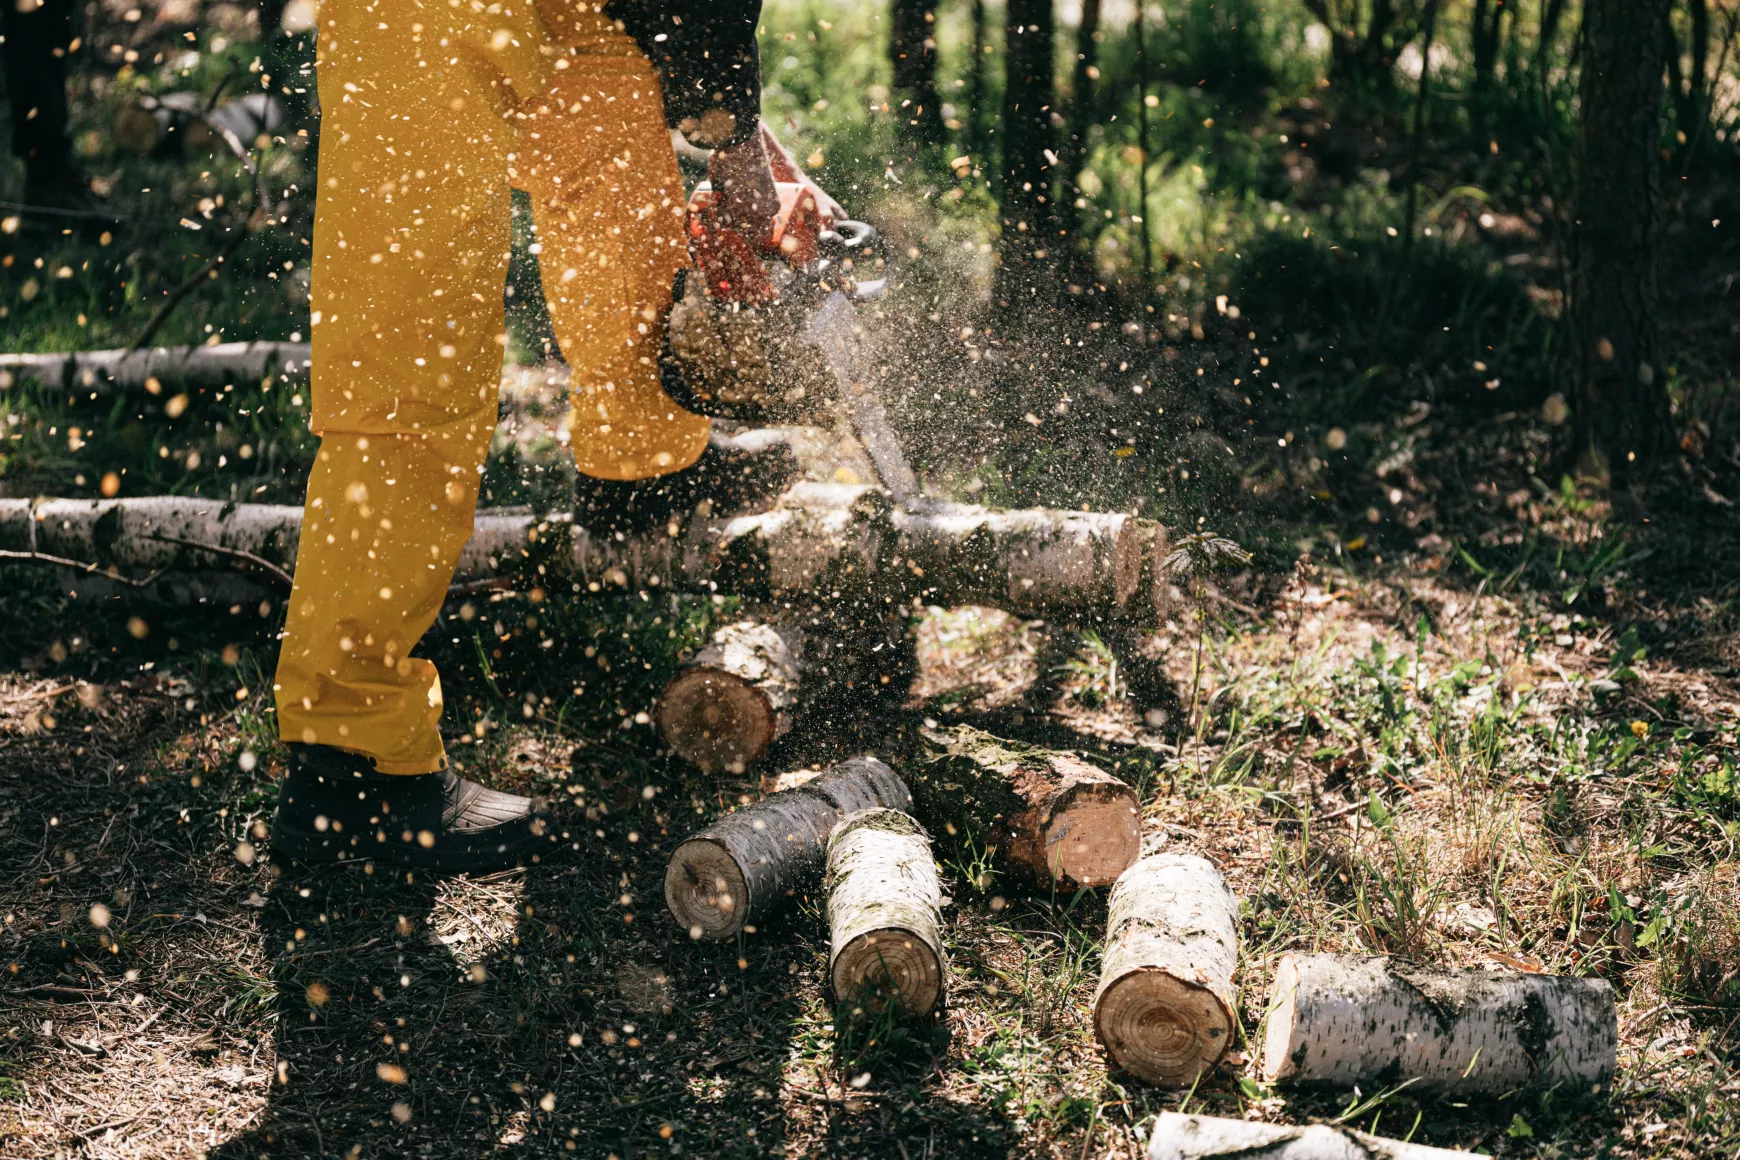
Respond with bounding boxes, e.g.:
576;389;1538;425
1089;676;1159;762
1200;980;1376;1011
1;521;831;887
1095;854;1241;1087
906;725;1140;890
657;615;803;773
825;807;945;1020
663;756;912;940
1146;1112;1490;1160
1262;953;1617;1094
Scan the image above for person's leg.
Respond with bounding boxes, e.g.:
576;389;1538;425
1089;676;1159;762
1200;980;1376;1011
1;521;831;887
273;0;539;774
516;22;710;486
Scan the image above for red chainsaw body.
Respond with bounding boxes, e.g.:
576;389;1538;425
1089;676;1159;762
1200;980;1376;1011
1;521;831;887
685;137;837;305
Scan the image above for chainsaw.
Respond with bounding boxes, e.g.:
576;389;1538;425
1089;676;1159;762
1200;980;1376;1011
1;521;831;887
664;137;923;507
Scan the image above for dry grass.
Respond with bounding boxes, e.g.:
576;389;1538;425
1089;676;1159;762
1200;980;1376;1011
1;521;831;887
3;508;1740;1158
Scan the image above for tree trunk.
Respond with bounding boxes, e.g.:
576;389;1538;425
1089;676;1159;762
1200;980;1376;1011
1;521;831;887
966;0;990;162
1262;954;1618;1093
1147;1112;1488;1160
1093;854;1240;1087
890;0;944;148
907;725;1140;889
663;757;913;940
1062;0;1102;262
1569;0;1676;484
996;0;1057;309
658;615;803;773
825;807;945;1018
1471;0;1504;94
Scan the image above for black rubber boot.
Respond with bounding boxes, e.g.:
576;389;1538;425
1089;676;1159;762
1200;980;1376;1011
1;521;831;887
271;744;557;873
573;429;798;537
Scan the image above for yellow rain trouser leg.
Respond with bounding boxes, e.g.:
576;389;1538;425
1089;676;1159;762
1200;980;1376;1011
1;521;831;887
274;2;705;772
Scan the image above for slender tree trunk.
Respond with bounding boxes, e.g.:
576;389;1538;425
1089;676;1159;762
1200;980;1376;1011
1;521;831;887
1134;0;1155;315
890;0;944;148
996;0;1057;310
967;0;990;163
1472;0;1504;93
1569;0;1676;484
1062;0;1102;267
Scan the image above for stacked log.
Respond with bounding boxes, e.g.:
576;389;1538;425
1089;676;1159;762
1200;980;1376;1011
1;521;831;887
1094;854;1241;1086
905;725;1140;890
825;807;945;1019
663;756;911;940
1147;1113;1489;1160
1261;954;1617;1094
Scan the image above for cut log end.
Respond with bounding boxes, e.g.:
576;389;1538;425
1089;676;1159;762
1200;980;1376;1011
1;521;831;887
1261;955;1302;1083
832;927;944;1018
1096;969;1234;1087
662;838;749;939
656;669;777;773
1044;790;1141;888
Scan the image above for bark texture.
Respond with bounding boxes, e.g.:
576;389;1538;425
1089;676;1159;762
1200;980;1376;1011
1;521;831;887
658;616;803;773
0;341;309;401
1147;1112;1489;1160
3;487;1170;620
1570;0;1676;481
1094;854;1241;1086
1262;954;1617;1093
825;807;945;1018
907;725;1140;889
663;757;912;940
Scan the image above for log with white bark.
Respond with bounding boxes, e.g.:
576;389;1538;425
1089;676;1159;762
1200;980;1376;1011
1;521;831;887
663;756;912;940
905;725;1140;890
657;615;803;773
1147;1113;1489;1160
1094;854;1241;1086
0;342;309;400
825;807;945;1018
1262;954;1616;1094
2;488;1171;620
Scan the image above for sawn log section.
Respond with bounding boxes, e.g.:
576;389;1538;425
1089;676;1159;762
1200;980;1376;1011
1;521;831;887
1262;953;1617;1094
825;807;945;1019
663;756;912;940
905;725;1139;889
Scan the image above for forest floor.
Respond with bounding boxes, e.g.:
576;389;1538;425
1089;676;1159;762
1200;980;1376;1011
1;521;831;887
2;456;1738;1159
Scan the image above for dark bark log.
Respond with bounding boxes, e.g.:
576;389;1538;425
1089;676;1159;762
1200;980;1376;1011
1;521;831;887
662;756;913;940
996;0;1057;309
825;807;945;1018
890;0;944;148
905;724;1140;889
1569;0;1676;483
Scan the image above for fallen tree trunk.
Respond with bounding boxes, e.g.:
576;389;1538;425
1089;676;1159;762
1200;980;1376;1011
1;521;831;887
1095;854;1241;1086
1147;1112;1489;1160
0;342;310;400
825;807;944;1018
663;756;912;940
2;489;1171;620
657;615;804;773
1262;953;1617;1094
905;725;1140;889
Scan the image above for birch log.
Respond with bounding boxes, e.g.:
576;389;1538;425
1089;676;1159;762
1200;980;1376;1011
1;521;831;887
1147;1113;1489;1160
906;725;1140;889
664;756;912;939
1;488;1169;619
1262;954;1617;1094
1094;854;1241;1086
0;342;309;400
825;808;945;1018
657;616;804;773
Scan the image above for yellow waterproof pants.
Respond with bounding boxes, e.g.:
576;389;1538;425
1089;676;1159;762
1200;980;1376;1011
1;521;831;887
274;1;710;773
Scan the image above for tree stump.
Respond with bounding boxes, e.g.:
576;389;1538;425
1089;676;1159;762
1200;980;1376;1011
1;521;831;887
1262;954;1617;1094
663;756;911;940
1094;854;1240;1086
825;807;945;1019
906;725;1140;889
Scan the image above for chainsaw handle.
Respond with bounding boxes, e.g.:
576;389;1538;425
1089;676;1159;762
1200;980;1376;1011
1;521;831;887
817;220;882;259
